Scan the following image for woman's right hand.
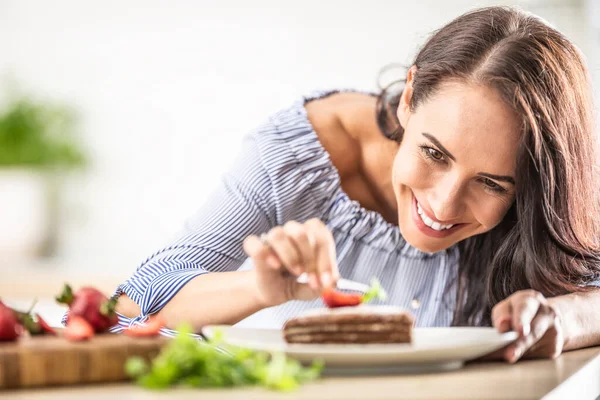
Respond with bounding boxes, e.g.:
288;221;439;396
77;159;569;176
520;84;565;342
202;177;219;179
242;219;340;307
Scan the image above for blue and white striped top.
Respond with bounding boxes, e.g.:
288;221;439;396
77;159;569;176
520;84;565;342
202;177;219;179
112;89;459;333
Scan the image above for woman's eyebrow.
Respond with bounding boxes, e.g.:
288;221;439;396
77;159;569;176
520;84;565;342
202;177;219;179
422;133;456;161
422;133;515;185
478;172;516;185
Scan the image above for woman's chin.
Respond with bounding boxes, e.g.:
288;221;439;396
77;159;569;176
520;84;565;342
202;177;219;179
409;240;449;254
400;228;454;253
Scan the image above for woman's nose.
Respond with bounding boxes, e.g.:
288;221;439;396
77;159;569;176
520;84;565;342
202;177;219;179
429;178;467;222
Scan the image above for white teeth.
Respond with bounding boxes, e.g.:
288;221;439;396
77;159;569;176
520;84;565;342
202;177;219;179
423;215;434;227
416;201;454;231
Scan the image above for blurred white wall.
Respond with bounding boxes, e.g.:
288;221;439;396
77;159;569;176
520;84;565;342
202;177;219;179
0;0;594;277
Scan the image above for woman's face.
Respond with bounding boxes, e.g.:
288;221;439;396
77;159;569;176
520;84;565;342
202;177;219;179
394;76;521;253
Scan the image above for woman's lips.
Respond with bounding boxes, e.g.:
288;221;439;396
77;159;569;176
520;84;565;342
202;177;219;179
411;194;464;239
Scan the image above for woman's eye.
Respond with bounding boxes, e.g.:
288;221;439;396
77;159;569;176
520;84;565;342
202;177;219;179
427;148;444;161
419;145;446;163
483;178;504;192
484;178;497;188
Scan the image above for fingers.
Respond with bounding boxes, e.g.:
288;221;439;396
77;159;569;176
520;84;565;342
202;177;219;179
243;235;280;270
283;221;314;277
265;226;303;276
511;290;543;336
492;290;542;336
246;219;338;292
491;299;512;333
504;306;554;363
491;290;563;364
306;218;339;290
528;313;563;359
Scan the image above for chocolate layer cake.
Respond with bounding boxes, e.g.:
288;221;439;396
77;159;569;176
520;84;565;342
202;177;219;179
283;305;414;344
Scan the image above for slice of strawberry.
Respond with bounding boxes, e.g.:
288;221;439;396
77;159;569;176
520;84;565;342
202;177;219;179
64;316;94;341
36;314;56;335
123;316;164;337
321;278;388;309
321;289;363;308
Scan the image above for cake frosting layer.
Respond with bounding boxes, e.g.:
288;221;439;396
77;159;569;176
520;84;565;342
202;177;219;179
298;305;410;317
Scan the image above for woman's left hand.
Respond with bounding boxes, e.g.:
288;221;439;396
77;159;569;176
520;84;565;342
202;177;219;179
491;290;564;363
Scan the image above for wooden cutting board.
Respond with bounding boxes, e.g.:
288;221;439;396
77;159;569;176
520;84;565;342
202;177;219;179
0;333;168;389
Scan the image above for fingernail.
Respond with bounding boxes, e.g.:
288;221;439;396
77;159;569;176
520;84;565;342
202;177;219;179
511;346;522;362
321;272;332;288
521;323;530;337
267;256;279;269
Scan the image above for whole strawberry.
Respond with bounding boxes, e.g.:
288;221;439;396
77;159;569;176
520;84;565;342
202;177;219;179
0;301;22;341
56;284;118;332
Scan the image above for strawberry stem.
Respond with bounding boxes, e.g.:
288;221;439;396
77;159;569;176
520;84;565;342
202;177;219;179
12;307;42;335
55;284;74;305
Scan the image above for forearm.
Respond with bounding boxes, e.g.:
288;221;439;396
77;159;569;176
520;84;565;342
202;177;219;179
550;288;600;351
117;270;267;332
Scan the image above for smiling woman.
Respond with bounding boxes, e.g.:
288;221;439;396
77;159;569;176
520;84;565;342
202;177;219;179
389;79;520;252
112;6;600;364
375;7;600;330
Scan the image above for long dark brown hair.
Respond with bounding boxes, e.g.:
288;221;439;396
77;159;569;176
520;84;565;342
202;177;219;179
377;6;600;326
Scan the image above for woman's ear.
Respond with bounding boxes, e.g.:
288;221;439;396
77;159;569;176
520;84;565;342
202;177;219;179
397;66;417;129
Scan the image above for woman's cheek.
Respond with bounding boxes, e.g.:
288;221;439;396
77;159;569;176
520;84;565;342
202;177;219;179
393;149;431;189
473;198;513;231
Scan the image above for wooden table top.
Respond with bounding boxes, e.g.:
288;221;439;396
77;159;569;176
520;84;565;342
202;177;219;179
3;346;599;400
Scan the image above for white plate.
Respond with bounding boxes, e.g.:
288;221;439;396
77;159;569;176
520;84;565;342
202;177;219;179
202;326;518;374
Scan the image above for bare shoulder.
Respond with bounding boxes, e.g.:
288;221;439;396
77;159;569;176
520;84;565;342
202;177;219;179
304;92;378;177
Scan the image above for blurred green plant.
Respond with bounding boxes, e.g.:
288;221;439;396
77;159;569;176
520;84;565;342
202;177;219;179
0;93;86;168
125;324;323;391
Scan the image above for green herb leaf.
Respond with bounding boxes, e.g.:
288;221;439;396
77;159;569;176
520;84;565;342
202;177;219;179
361;277;388;304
